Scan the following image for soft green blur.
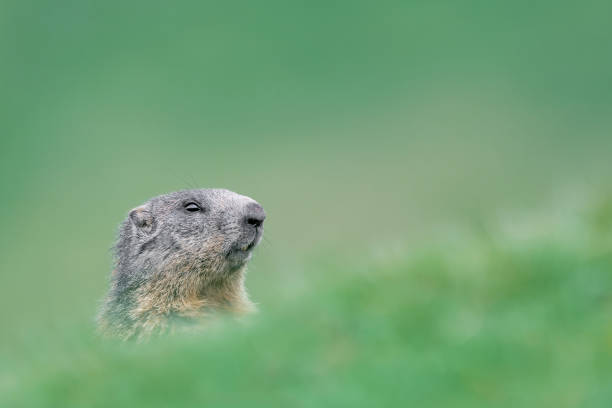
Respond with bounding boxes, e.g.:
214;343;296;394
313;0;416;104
1;1;611;407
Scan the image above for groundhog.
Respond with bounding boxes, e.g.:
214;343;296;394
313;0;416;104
98;188;265;340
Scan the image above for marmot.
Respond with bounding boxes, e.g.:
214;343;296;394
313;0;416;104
98;189;265;340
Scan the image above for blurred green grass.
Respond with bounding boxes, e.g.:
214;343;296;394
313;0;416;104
3;213;612;407
1;0;612;406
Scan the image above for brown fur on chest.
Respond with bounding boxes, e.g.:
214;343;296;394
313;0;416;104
122;266;253;339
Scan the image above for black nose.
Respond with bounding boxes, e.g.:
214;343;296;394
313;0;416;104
245;202;266;228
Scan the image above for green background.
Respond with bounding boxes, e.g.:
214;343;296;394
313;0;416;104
1;1;611;406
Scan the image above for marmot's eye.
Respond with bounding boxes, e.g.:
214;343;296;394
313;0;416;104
184;202;201;212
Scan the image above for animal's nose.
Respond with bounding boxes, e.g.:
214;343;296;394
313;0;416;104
245;202;266;228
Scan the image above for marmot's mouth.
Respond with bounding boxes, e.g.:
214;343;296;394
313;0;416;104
226;244;255;270
244;240;257;251
227;227;262;267
232;240;256;254
228;235;259;257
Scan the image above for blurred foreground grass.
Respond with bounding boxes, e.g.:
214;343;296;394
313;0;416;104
2;199;611;408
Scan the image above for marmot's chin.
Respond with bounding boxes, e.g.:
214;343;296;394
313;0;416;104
226;249;252;270
227;236;259;267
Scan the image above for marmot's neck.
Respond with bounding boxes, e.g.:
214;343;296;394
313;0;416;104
100;265;254;340
133;265;253;317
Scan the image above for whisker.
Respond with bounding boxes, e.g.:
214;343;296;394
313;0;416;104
261;234;272;248
188;174;200;189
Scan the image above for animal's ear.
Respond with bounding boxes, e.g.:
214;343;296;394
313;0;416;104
129;205;156;234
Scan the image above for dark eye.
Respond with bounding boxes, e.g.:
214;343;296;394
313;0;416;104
184;202;201;212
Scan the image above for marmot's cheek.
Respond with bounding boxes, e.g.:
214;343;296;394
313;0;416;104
198;235;226;256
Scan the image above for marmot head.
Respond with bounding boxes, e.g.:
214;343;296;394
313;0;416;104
100;189;266;339
117;188;265;280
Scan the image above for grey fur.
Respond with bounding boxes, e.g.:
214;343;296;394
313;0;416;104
98;189;265;340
